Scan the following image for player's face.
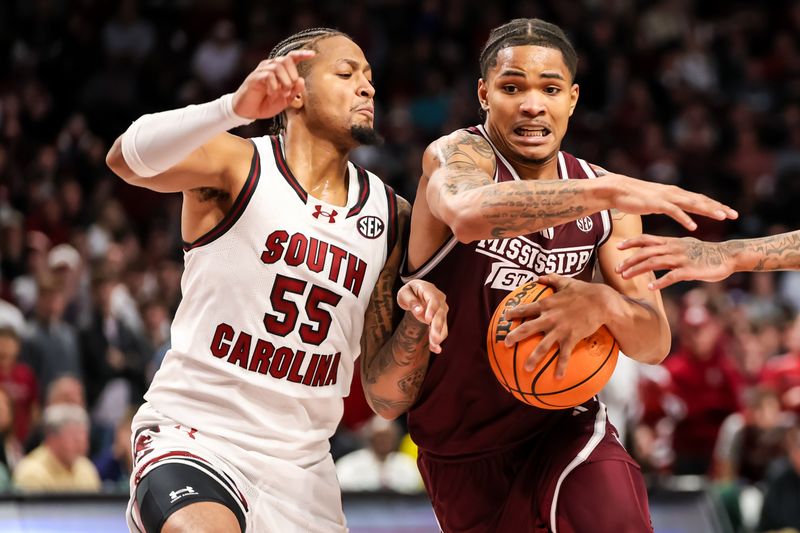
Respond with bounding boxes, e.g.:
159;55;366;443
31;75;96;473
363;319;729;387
301;36;377;147
479;45;579;165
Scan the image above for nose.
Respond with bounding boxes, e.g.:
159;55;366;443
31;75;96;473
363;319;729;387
519;91;546;117
358;73;375;99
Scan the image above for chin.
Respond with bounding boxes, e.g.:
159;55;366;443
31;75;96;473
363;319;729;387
350;124;384;146
513;145;558;166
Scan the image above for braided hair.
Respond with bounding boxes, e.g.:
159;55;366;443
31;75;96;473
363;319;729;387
266;28;350;135
479;19;577;81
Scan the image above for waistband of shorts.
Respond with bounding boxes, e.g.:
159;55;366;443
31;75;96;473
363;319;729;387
417;433;543;464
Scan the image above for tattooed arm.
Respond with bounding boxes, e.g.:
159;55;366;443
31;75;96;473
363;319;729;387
423;130;737;242
617;230;800;290
360;197;449;419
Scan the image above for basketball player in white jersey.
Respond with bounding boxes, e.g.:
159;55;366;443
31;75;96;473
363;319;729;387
105;29;448;533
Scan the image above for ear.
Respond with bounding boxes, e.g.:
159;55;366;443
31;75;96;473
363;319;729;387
289;89;304;111
568;83;579;117
477;78;489;111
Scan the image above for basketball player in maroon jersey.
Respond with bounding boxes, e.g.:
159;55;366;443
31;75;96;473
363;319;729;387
106;29;447;533
616;230;800;289
387;19;737;533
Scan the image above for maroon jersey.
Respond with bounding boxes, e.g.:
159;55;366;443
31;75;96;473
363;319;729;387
402;125;613;457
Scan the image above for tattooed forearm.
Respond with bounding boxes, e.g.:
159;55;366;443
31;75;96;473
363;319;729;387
397;367;426;394
369;396;413;414
362;313;430;417
722;231;800;272
364;313;428;384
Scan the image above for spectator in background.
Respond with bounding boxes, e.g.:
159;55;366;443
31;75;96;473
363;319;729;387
336;416;422;494
13;404;100;492
79;269;147;414
191;19;242;92
0;388;23;492
46;243;84;327
0;327;38;443
93;407;133;492
24;374;85;453
22;275;82;399
758;422;800;532
715;387;792;484
665;303;744;475
762;313;800;413
101;0;155;63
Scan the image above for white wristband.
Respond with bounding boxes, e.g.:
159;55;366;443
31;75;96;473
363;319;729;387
121;93;254;178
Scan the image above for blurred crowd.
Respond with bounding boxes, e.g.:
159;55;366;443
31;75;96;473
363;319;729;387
3;0;800;531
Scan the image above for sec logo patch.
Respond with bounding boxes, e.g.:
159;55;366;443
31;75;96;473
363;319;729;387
357;216;384;239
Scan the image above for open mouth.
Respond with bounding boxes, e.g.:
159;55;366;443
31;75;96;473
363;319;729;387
514;126;550;138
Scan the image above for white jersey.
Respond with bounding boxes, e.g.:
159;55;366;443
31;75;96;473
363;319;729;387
144;134;399;467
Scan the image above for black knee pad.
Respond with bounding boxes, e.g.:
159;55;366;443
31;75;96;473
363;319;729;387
135;462;246;533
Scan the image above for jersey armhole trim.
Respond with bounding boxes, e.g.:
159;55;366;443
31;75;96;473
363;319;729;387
270;135;308;203
577;158;613;246
347;165;371;218
182;141;260;252
384;183;399;258
400;234;459;282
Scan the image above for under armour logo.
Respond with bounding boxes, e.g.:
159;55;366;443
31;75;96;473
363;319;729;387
312;204;338;223
169;486;197;503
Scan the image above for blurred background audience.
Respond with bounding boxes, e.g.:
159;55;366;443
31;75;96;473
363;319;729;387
3;1;800;530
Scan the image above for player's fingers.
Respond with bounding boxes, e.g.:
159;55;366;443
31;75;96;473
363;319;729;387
525;333;557;372
287;49;316;64
503;302;541;321
263;72;279;93
503;318;547;347
289;77;305;98
536;273;567;290
616;243;669;273
648;269;685;290
415;285;444;323
660;202;697;231
554;339;576;379
617;249;676;279
429;307;448;352
270;63;294;91
676;192;738;220
278;55;301;81
616;234;666;251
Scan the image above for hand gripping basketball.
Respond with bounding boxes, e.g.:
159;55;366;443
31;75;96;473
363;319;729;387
231;50;316;120
487;275;619;409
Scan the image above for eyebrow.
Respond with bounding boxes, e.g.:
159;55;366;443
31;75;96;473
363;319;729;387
540;72;566;81
496;70;566;82
337;58;372;72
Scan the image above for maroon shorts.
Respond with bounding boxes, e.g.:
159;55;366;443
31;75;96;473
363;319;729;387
417;403;652;533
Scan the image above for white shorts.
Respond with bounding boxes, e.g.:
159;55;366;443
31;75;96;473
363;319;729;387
126;402;347;532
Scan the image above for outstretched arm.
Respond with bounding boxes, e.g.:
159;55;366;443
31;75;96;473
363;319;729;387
425;130;737;243
360;198;448;420
616;230;800;290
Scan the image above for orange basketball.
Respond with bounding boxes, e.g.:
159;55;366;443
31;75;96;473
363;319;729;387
486;280;619;409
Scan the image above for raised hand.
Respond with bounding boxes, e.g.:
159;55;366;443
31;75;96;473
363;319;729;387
397;280;449;354
231;50;316;120
502;274;609;378
615;234;735;290
606;174;738;231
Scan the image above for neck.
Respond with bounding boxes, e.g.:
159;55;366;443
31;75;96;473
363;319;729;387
284;122;351;205
484;120;560;181
45;444;73;471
